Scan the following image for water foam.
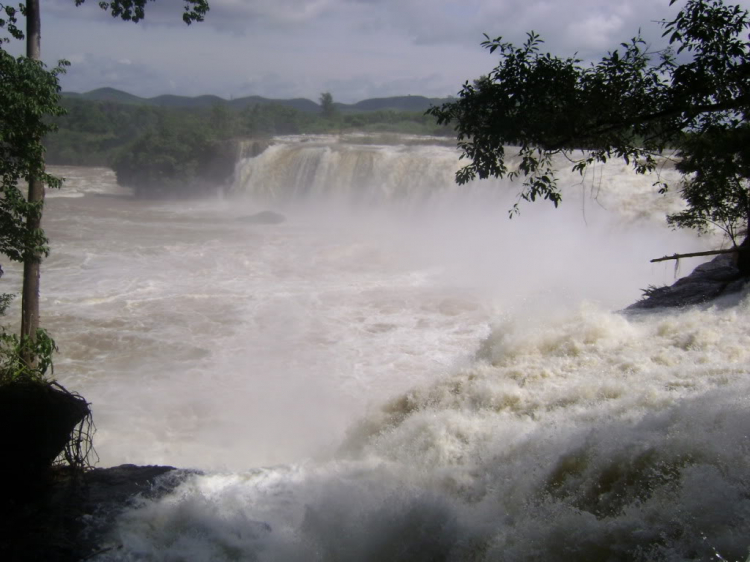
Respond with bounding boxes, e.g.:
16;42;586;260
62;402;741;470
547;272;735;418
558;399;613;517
93;298;750;561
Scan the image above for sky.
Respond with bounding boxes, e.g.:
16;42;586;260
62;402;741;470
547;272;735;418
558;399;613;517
4;0;750;103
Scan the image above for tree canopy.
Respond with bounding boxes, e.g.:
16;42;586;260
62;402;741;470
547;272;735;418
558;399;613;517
0;48;65;263
428;0;750;249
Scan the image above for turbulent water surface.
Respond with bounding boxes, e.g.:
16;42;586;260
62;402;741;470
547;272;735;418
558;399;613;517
10;136;749;560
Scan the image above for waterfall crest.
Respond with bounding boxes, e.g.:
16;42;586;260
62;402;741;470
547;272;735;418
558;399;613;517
232;137;467;203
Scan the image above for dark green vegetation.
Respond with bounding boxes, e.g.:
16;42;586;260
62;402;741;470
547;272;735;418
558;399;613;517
430;0;750;268
0;47;64;269
46;90;452;196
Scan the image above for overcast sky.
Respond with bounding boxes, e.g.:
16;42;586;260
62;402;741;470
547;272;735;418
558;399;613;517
5;0;750;102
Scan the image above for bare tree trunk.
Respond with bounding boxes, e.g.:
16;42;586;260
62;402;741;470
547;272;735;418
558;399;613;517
736;234;750;277
20;0;43;348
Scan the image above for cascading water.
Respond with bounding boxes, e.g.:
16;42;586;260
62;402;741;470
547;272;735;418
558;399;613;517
18;136;748;560
232;136;465;204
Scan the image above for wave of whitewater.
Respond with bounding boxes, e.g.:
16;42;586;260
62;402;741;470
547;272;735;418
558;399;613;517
33;137;750;560
93;302;750;562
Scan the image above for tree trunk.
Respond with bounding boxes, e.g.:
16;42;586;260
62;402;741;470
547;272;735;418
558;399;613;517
736;234;750;277
20;0;43;348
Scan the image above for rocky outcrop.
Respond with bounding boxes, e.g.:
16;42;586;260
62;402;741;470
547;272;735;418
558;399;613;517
0;380;91;561
0;464;189;561
627;253;748;310
76;465;192;559
0;383;182;561
0;380;90;485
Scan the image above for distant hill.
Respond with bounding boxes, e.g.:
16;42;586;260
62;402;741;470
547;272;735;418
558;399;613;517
64;87;150;105
61;88;450;113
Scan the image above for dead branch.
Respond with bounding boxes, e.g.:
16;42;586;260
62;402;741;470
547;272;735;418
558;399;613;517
650;248;743;263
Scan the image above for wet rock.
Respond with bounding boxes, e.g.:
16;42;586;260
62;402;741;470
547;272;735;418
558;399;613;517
78;465;193;558
0;464;191;562
627;254;748;310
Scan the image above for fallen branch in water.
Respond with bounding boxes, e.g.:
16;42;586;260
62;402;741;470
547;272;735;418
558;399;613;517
650;248;742;263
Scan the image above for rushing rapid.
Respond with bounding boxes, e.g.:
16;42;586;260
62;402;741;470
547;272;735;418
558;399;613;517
9;136;747;560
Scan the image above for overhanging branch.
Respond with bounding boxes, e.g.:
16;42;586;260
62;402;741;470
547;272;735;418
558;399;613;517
650;247;746;262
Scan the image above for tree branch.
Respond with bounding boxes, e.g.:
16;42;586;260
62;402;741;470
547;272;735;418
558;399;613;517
650;247;747;262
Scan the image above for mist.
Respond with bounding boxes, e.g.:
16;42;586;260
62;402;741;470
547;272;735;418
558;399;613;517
19;139;713;472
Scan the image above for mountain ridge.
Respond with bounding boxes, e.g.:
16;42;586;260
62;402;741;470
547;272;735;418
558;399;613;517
62;88;451;113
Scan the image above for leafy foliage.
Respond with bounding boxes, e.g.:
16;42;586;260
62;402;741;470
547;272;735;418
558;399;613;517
0;328;57;384
0;49;67;262
668;126;750;243
0;2;22;42
429;0;750;228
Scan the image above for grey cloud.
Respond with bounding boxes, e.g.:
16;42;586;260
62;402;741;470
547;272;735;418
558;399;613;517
46;0;750;56
41;0;750;102
228;71;453;103
46;0;343;32
342;0;657;48
341;0;750;58
44;0;750;44
231;73;316;100
59;53;177;96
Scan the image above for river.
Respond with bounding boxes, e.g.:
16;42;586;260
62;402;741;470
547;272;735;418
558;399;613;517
5;135;747;560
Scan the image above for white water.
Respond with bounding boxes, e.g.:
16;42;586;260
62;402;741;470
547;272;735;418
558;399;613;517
10;137;750;560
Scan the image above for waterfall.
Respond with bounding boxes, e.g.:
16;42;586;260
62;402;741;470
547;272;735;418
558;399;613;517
232;136;473;204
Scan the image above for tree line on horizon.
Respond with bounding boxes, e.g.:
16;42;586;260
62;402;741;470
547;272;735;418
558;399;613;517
61;86;450;114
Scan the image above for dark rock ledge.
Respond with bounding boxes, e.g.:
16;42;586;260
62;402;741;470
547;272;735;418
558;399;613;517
627;253;749;310
1;464;192;562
